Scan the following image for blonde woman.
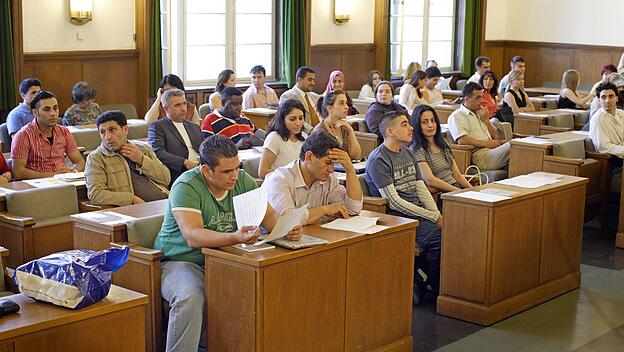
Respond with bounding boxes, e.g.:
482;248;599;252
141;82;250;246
404;62;422;84
558;69;595;109
502;70;534;115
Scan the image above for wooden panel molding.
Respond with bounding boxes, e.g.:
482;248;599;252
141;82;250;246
309;44;377;94
482;40;624;88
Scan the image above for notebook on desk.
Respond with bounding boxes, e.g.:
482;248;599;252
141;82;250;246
270;235;328;249
333;161;367;174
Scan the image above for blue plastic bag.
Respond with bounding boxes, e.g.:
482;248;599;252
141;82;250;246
13;246;129;309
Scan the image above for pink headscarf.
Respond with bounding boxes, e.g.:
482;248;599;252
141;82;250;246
323;70;345;96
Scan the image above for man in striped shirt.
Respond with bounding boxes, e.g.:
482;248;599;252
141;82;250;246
11;91;85;180
200;87;260;150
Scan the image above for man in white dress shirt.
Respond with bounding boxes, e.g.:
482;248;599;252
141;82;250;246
590;82;624;158
279;66;319;132
467;56;491;84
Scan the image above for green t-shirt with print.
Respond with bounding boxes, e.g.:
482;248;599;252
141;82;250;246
153;167;257;264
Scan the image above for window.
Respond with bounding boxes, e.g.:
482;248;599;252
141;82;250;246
162;0;275;86
390;0;456;74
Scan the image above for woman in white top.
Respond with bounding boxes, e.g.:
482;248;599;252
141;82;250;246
209;69;236;111
258;99;306;179
423;66;450;105
399;70;429;113
358;70;382;99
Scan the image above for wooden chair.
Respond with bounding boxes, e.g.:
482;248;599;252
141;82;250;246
354;131;379;160
101;103;138;119
0;123;11;153
0;246;14;297
0;184;78;268
357;174;388;213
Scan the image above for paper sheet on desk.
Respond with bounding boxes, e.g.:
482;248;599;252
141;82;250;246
22;177;68;188
453;191;511;202
233;187;267;229
53;172;85;182
321;216;389;234
516;137;552;145
495;174;561;188
255;206;307;245
72;211;138;225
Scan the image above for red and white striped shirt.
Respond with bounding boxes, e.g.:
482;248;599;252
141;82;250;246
11;119;78;173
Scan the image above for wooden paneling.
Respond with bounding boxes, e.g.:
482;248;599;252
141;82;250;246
21;51;140;117
309;44;377;94
483;41;624;88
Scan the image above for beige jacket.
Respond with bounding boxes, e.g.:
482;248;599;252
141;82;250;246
85;142;170;206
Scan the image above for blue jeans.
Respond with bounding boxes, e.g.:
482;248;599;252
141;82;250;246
161;260;206;352
388;211;442;294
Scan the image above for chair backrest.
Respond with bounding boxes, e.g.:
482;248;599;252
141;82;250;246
543;81;559;88
6;184;79;220
101;103;138;119
354;131;379;159
584;138;596;152
455;79;468;90
0;123;11;153
126;214;165;248
548;113;574;129
199;103;212;119
71;129;102;151
357;173;372;196
346;90;360;99
553;139;586;160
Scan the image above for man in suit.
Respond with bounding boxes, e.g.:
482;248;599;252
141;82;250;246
279;66;319;132
148;88;203;187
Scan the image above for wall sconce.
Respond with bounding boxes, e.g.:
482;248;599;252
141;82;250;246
334;0;353;25
69;0;94;25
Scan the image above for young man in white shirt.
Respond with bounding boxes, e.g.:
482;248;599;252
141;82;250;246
148;88;203;186
467;56;491;84
242;65;279;109
590;82;624;158
448;82;510;170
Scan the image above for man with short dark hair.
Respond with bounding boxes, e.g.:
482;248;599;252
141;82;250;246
7;77;42;136
365;110;442;304
279;66;319;130
498;56;526;95
242;65;279;109
149;88;203;186
263;131;363;224
11;91;85;180
154;135;302;352
201;87;258;149
468;56;491;84
590;82;624;158
448;82;510;170
86;110;170;206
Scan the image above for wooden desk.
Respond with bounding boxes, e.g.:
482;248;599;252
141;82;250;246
433;104;459;123
0;180;87;212
0;285;147;351
513;109;575;136
508;131;590;177
438;175;588;325
524;86;589;97
72;199;169;251
202;210;418;352
441;89;462;100
243;108;277;130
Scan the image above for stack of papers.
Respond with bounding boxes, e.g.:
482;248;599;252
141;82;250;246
54;172;85;182
321;216;388;235
453;191;511;202
495;174;562;189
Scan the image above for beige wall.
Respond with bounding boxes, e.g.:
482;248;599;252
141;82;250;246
22;0;135;53
310;0;375;45
485;0;624;47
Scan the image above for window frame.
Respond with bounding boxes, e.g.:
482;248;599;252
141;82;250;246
390;0;457;75
162;0;277;87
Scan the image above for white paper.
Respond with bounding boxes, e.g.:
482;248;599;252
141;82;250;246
495;175;561;189
53;172;85;182
528;171;565;180
320;216;389;234
516;137;553;145
244;108;277;114
22;177;68;188
255;206;308;245
479;188;520;197
453;191;511;202
233;187;268;229
71;211;137;225
237;148;261;161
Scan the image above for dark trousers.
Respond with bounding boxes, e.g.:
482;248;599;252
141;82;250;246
388;210;442;294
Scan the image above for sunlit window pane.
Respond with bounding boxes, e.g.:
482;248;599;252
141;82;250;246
402;42;423;69
403;0;424;15
427;41;453;68
160;14;168;47
186;45;225;81
390;44;401;73
187;0;225;13
236;14;272;44
390;17;401;43
429;0;454;16
236;0;271;13
186;14;225;45
236;45;272;76
402;16;423;41
428;17;453;41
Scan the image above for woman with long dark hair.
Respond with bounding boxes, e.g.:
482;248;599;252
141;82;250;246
409;105;472;192
209;69;236;111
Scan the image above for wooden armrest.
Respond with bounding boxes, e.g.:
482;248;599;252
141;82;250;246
0;246;8;258
450;144;475;151
79;200;115;212
585;151;613;160
111;242;164;261
363;196;388;206
543;155;584;165
0;212;35;227
540;125;571;133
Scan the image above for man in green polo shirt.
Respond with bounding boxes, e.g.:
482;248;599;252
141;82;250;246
154;135;302;352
